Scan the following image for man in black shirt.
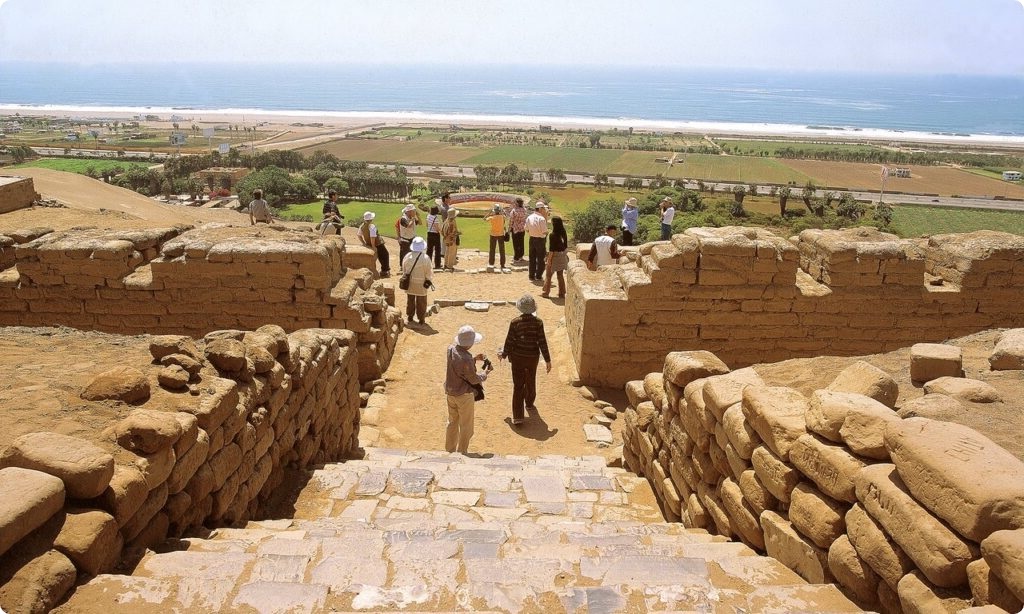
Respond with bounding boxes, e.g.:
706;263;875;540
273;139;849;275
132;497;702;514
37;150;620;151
320;190;344;235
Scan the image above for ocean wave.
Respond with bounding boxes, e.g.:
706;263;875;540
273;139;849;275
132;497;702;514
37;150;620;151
3;103;1023;145
485;90;578;98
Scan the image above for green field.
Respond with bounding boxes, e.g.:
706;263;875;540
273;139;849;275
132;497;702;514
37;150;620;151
464;145;625;172
297;139;486;165
890;203;1024;237
716;139;881;156
9;158;152;173
665;154;812;184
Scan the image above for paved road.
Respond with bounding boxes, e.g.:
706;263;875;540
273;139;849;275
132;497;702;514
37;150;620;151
390;163;1024;212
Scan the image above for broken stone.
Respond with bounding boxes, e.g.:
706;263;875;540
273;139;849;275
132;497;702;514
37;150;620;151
584;424;613;444
158;364;190;390
81;366;150;403
204;339;247;372
923;376;1001;403
989;328;1024;371
981;529;1024;603
465;301;490;312
662;350;730;388
0;432;115;499
114;409;184;454
910;343;963;382
826;360;899;408
149;335;201;361
742;386;808;460
0;467;65;557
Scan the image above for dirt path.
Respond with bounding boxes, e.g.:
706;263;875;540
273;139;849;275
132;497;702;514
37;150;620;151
366;248;624;461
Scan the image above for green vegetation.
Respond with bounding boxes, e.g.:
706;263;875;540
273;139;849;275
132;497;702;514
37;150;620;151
717;139;881;157
8;158;150;174
890;203;1024;237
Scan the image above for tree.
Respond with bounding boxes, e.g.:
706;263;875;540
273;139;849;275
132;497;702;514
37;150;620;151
778;186;791;217
545;167;566;184
801;181;817;213
623;177;643;191
873;201;894;227
473;165;500;189
747;183;759;198
323;177;350;197
588;132;602;148
836;192;866;221
731;185;747;217
593;173;609;190
304;164;335;191
696;179;706;193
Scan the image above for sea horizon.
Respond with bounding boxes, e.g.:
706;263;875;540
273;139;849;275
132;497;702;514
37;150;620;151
2;62;1023;144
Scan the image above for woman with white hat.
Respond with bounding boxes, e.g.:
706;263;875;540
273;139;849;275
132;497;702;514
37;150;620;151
621;197;639;246
497;294;551;426
401;236;434;326
397;203;421;263
445;325;493;454
440;208;460;271
358;211;391;278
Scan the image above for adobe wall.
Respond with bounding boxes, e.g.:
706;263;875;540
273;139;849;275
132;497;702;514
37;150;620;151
0;223;401;381
0;177;38;215
0;326;361;613
623;348;1024;613
567;227;1024;387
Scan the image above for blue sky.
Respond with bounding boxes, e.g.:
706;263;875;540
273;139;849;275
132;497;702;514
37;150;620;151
1;0;1023;75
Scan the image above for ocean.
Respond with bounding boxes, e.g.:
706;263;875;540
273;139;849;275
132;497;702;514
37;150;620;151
2;63;1023;143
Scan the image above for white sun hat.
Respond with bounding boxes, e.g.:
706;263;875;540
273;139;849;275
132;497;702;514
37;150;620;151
455;325;483;348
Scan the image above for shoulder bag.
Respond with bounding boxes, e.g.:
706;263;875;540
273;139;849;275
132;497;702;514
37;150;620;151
399;252;422;290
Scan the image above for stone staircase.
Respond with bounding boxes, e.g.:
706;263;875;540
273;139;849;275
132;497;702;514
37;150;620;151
56;449;861;613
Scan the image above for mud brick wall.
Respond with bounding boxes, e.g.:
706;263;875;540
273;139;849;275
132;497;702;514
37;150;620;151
0;224;401;382
0;177;38;215
0;326;362;613
622;350;1024;614
567;227;1024;387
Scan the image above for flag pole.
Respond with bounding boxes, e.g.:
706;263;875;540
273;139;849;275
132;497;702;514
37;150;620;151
877;166;888;210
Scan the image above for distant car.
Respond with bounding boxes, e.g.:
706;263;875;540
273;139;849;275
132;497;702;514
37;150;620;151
931;199;940;203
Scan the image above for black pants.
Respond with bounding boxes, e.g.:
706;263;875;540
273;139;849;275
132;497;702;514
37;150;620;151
528;236;546;280
488;236;506;268
426;232;442;268
622;229;634;246
398;239;412;264
510;353;540;421
512;231;525;261
375;243;390;275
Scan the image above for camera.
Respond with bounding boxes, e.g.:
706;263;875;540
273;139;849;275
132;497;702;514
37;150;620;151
481;358;493;371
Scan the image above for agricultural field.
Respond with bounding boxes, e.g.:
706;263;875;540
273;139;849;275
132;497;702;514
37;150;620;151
464;145;624;173
9;158;152;174
298;139;485;165
891;203;1024;237
962;167;1024;182
715;139;882;156
665;154;812;184
780;159;1024;198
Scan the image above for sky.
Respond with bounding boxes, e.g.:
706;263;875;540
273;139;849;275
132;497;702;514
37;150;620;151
1;0;1023;75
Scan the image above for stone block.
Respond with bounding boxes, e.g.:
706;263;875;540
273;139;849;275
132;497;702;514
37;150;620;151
827;360;899;408
789;482;847;549
856;463;978;587
741;386;808;460
720;477;764;550
80;366;151;403
751;445;800;503
760;510;833;584
703;367;765;422
982;529;1024;603
663;350;730;388
967;558;1023;612
0;467;65;558
149;335;201;361
738;469;777;516
0;432;115;499
642;372;666;412
624;380;648;408
0;550;77;614
846;503;914;590
99;463;148;526
133;445;176;491
885;417;1024;542
788;433;865;503
114;409;185;454
910;343;963;382
923;377;1001;403
897;571;971;614
828;534;881;608
53;508;123;576
990;328;1024;370
722;403;760;459
806;389;895;443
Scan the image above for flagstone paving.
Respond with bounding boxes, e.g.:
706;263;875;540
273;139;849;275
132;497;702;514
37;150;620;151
58;448;861;613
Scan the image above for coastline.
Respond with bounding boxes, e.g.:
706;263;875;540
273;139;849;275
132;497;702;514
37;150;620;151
4;104;1024;150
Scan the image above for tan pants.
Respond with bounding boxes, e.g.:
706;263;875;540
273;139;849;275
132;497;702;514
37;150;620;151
445;392;475;453
444;242;458;270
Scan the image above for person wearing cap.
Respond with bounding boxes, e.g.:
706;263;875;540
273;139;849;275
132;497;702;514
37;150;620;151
525;202;549;282
359;211;391;278
441;208;460;271
425;205;443;269
445;325;492;454
660;197;675;241
320;189;344;235
401;236;433;325
498;294;551;426
621;197;639;246
509;197;529;262
588;225;622;270
485;203;508;271
397;204;421;263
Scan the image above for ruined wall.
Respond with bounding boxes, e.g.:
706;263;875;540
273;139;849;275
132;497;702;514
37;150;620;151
622;349;1024;614
0;326;362;613
567;227;1024;387
0;177;38;215
0;223;401;381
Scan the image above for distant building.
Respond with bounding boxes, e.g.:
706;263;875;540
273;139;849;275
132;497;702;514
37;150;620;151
194;167;251;191
539;125;552;132
891;168;911;178
1003;171;1023;182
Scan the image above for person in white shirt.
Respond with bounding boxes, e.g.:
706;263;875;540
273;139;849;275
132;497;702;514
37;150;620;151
660;197;676;241
401;237;434;326
248;189;272;225
425;205;443;269
359;211;391;278
588;225;621;269
525;202;550;281
397;204;421;263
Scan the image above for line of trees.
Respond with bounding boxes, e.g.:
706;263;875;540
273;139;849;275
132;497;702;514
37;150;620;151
726;144;1023;169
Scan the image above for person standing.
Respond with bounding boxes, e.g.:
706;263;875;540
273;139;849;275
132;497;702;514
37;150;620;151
397;204;420;263
425;205;443;269
485;203;508;271
498;295;551;426
621;197;639;246
401;237;433;326
525;202;549;281
660;197;675;241
359;211;391;278
320;190;344;235
588;225;622;269
248;189;272;225
441;208;460;271
445;325;491;454
437;192;452;260
541;216;568;298
509;197;529;262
